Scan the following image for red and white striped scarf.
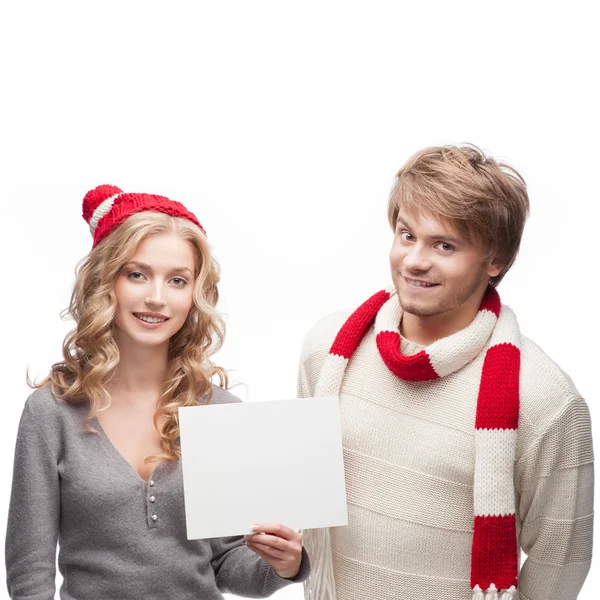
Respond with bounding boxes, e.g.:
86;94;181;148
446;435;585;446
303;287;521;600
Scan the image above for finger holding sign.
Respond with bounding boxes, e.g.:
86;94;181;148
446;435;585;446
244;523;303;579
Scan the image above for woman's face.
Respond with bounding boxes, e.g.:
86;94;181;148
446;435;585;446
113;232;196;350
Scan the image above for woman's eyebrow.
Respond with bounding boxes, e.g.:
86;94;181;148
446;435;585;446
124;262;193;275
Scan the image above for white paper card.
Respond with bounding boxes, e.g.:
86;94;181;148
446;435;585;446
179;396;348;539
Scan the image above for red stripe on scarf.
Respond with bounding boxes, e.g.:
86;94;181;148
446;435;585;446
330;290;390;359
480;287;502;318
475;344;520;430
471;514;519;591
376;330;439;381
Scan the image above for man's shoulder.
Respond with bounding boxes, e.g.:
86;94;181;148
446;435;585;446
300;308;354;362
519;334;586;432
520;335;581;396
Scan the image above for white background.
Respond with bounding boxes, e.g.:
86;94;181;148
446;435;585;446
0;1;598;598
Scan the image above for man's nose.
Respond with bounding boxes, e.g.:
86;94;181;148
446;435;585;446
403;244;432;272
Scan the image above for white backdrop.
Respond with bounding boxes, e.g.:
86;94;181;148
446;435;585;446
1;1;597;598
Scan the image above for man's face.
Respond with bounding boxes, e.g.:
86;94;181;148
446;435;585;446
389;210;503;321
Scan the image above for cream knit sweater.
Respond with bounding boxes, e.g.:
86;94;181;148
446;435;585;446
297;309;593;600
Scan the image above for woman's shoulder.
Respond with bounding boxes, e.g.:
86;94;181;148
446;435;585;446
26;384;65;415
206;384;241;405
17;385;86;453
24;384;87;425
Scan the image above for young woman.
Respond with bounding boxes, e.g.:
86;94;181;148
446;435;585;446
6;185;309;599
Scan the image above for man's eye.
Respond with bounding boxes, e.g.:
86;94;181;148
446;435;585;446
436;242;454;252
400;232;414;242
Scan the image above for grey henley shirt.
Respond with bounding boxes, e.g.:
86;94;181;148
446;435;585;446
6;385;309;599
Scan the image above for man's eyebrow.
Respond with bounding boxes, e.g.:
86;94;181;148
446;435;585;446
430;234;464;246
395;216;412;229
396;216;464;246
124;261;193;275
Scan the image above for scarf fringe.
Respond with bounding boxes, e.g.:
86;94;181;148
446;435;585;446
302;528;336;600
473;586;485;600
472;584;517;600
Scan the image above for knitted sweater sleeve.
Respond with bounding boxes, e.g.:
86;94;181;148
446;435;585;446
5;396;61;600
210;536;310;597
297;313;340;399
515;395;594;600
297;356;313;399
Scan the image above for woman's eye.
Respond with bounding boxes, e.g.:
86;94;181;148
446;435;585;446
171;277;187;286
128;271;145;281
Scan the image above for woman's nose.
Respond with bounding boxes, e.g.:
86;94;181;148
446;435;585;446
145;284;167;308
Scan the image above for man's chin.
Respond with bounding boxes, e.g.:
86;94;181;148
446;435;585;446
398;296;444;318
402;306;441;318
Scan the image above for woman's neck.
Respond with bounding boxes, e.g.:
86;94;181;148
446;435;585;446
108;335;169;402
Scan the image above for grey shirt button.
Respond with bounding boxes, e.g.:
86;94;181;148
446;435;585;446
149;480;155;487
149;496;156;502
151;514;158;521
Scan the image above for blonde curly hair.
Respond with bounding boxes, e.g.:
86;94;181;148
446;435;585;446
33;210;227;463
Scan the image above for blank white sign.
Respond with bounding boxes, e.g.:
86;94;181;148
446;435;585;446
179;396;348;540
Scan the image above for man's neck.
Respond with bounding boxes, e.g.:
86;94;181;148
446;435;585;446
400;313;465;346
400;295;486;346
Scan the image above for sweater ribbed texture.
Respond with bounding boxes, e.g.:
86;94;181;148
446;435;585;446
298;310;593;600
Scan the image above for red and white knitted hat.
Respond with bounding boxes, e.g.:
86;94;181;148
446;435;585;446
82;184;206;247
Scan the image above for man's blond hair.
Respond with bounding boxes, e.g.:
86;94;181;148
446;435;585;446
388;144;530;286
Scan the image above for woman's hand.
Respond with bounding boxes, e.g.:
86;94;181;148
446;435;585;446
244;523;303;579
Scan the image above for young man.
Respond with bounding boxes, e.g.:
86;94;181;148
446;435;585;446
298;145;593;600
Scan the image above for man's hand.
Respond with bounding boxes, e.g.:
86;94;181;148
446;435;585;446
244;523;303;579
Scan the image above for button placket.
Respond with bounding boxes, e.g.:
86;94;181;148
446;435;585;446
147;480;159;528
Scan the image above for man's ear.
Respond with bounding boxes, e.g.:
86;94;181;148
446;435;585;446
486;258;505;279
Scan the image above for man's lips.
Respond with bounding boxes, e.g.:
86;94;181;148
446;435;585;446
403;276;440;288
